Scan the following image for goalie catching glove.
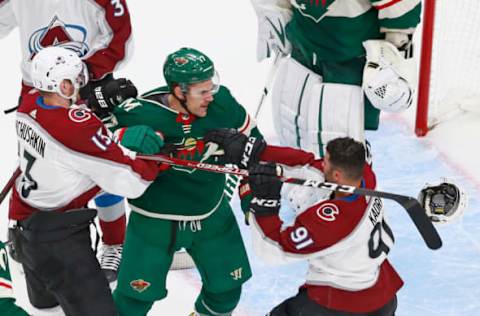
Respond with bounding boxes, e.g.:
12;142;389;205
84;78;138;118
362;39;416;113
203;128;266;169
418;179;468;224
248;163;283;217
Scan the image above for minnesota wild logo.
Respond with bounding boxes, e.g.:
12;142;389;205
292;0;370;23
130;279;151;293
176;137;205;160
174;57;189;65
291;0;332;23
172;138;207;174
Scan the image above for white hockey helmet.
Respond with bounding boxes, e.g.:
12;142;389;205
362;40;416;113
418;179;468;224
31;46;88;101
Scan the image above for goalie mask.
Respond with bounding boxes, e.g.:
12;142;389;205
418;179;467;224
362;40;416;113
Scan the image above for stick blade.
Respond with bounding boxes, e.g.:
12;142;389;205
394;196;443;250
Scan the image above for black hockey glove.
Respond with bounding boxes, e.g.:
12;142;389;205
203;128;266;169
248;163;282;217
85;78;138;118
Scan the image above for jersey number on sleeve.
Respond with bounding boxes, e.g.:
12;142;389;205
21;150;38;198
110;0;125;17
290;227;314;250
368;220;394;259
91;127;113;151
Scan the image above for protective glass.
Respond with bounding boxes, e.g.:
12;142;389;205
187;71;220;98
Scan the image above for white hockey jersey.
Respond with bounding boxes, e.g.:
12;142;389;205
0;0;133;84
9;93;158;221
251;162;403;313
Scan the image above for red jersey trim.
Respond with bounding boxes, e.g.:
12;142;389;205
260;145;316;166
305;261;403;313
9;185;101;221
374;0;403;10
87;0;132;79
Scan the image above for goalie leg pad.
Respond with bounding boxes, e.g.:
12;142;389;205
272;57;365;157
319;83;365;153
272;57;324;156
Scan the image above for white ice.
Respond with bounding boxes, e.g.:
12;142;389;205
1;1;479;315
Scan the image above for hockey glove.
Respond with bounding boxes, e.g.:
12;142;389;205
85;78;138;118
248;163;282;217
204;128;266;169
117;125;164;155
254;8;292;62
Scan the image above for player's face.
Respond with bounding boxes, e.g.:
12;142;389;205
323;153;336;183
185;80;217;117
60;79;76;99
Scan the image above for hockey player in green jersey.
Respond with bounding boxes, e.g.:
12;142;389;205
105;48;264;316
0;241;29;315
252;0;421;157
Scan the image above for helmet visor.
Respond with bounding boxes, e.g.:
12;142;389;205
187;71;220;98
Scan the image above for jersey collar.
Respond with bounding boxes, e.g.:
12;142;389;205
337;179;365;202
36;96;63;110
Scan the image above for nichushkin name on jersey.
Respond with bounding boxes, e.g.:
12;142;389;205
16;120;46;157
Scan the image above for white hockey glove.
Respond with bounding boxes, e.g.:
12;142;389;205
418;179;468;224
254;8;292;62
281;165;331;214
385;31;412;52
362;40;417;113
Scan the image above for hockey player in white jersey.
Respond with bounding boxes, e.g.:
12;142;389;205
206;131;403;315
0;0;137;281
8;46;166;315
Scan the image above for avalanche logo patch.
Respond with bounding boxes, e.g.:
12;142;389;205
130;279;151;293
68;108;91;123
28;15;89;60
316;203;339;222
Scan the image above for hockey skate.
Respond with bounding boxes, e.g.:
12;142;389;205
99;244;123;282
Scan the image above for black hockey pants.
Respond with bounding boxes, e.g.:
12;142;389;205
268;288;397;316
11;209;118;316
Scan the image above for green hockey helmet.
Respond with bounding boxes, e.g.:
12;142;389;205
163;47;216;91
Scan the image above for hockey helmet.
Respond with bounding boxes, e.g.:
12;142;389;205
418;179;468;224
163;47;218;93
31;46;88;100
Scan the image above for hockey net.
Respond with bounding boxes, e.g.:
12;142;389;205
416;0;480;136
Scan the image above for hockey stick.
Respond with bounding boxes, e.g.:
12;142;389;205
139;154;442;250
0;167;21;205
3;105;19;115
254;52;283;118
225;53;284;199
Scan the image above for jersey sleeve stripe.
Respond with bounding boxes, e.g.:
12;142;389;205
0;279;12;290
86;0;133;79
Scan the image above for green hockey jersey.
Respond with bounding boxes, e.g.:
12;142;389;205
287;0;421;62
107;86;258;220
0;241;29;316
